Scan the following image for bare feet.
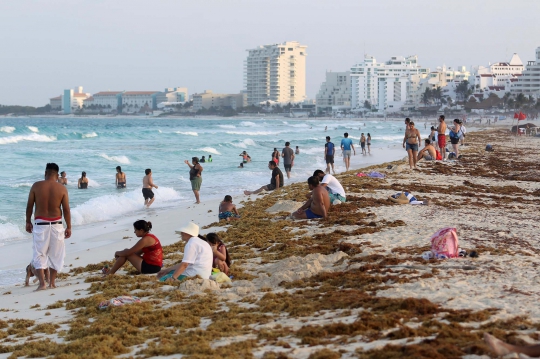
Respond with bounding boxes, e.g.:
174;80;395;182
484;333;512;356
34;285;47;291
49;283;57;289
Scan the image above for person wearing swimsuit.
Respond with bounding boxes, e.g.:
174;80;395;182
402;122;422;170
367;133;371;154
437;115;447;160
450;119;462;158
58;171;68;185
102;220;163;277
185;157;203;204
116;166;126;189
360;133;367;155
78;172;88;189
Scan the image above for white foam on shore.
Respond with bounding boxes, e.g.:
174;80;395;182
99;154;130;164
218;125;236;129
0;133;56;145
175;131;198;136
197;147;221;155
27;126;39;133
70;187;182;226
240;121;257;127
82;132;98;138
0;126;15;133
8;182;33;188
0;223;26;242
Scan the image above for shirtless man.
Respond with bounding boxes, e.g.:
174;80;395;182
25;163;71;291
292;176;330;220
218;195;240;221
142;168;158;208
116;166;126;189
417;139;437;161
437;115;447;161
57;171;68;185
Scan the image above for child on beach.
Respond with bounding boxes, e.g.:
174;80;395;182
207;233;231;275
102;220;162;277
219;195;240;221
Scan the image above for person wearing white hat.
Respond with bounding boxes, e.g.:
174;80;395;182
157;222;213;282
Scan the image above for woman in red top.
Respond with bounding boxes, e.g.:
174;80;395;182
103;220;163;276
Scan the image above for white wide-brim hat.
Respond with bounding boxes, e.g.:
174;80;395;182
175;222;199;237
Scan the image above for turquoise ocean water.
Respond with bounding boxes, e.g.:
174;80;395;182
0;117;406;250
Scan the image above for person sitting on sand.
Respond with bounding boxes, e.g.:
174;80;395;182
219;195;240;221
58;171;68;185
78;171;88;189
157;222;213;281
292;176;330;220
102;220;162;277
25;262;49;287
116;166;126;189
207;233;231;275
417;139;437;161
244;161;283;195
313;169;346;204
484;333;540;357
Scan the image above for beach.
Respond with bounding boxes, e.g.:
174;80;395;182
1;122;539;358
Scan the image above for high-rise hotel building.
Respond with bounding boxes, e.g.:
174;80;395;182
245;41;307;106
512;46;540;96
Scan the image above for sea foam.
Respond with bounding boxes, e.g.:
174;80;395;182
0;126;15;133
100;154;131;164
0;134;56;145
82;132;98;138
175;131;198;136
70;187;182;226
197;147;221;155
0;223;26;242
27;126;39;133
230;139;257;148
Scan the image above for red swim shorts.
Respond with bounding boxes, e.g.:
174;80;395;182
437;134;446;147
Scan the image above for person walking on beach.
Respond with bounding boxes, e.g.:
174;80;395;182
281;142;295;179
340;132;355;172
58;171;68;185
324;136;336;175
116;166;126;189
25;163;71;291
185;157;203;204
437;115;447;160
142;168;158;208
244;161;283;195
78;171;88;189
360;133;367;155
102;220;162;277
403;121;422;170
292;176;330;220
367;133;372;154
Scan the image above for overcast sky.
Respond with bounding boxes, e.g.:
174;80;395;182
1;0;539;106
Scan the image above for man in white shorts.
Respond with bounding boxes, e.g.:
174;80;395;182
313;169;347;204
26;163;71;291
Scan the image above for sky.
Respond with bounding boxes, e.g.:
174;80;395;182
1;0;539;107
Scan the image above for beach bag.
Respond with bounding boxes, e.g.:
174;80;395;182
389;192;417;204
435;149;442;160
449;131;460;140
430;228;459;259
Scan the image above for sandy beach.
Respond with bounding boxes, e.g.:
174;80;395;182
1;124;539;359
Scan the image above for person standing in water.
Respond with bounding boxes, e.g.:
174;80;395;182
142;169;158;208
281;142;295;179
78;172;88;189
26;163;71;291
295;146;300;155
272;148;280;166
360;133;367;155
116;166;126;189
57;171;68;185
185;157;203;204
367;133;372;154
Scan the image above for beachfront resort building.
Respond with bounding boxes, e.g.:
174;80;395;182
512;47;540;97
472;53;524;91
192;90;247;111
49;96;62;110
120;91;159;113
245;41;307;106
315;71;352;114
156;87;188;105
61;87;91;114
407;66;471;106
350;55;429;113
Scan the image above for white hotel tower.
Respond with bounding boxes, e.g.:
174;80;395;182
245;41;307;106
351;55;429;113
512;46;540;96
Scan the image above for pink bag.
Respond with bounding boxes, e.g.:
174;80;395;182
430;227;459;258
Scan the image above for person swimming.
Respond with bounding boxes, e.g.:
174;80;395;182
116;166;126;189
200;156;206;163
78;171;88;189
208;155;213;162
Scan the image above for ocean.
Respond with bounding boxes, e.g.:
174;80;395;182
0;116;406;250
